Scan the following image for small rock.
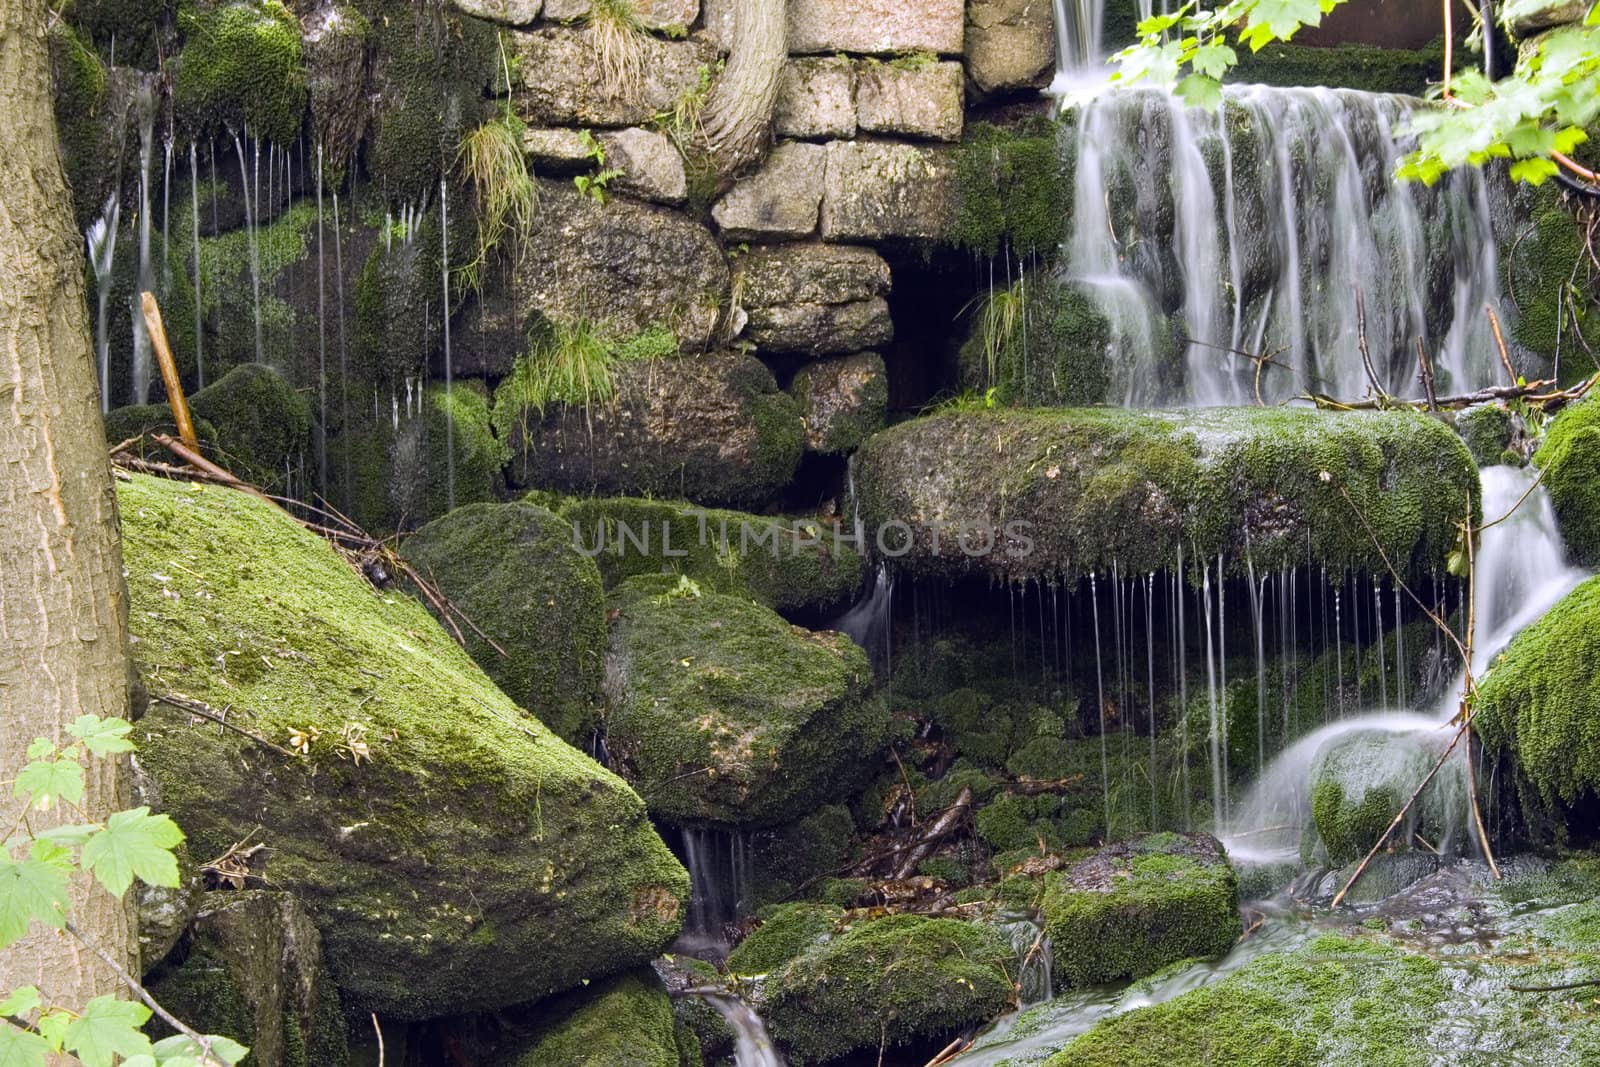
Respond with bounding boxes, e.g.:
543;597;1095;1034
855;59;964;141
791;352;889;454
787;0;965;55
740;243;893;355
542;0;699;30
820;140;958;241
746;299;892;356
966;0;1055;92
449;0;542;23
522;126;596;173
712;141;827;241
601;127;689;206
775;57;857;140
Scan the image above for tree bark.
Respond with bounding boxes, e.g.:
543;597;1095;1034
0;0;135;1014
700;0;786;179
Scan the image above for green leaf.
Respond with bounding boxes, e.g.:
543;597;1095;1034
0;989;40;1020
35;824;100;848
1510;156;1560;184
0;1023;50;1067
13;758;83;811
62;996;151;1067
82;808;184;896
1245;0;1324;41
24;740;54;761
1191;42;1239;80
152;1034;250;1066
65;717;134;758
1176;73;1224;108
33;1011;68;1052
0;850;70;948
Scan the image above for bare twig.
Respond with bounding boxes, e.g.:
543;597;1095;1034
372;1013;385;1067
1416;339;1439;412
1486;304;1517;385
151;693;300;759
64;920;227;1064
1355;289;1389;401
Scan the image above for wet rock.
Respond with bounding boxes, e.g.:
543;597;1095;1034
187;364;313;492
450;0;543;23
746;298;892;356
726;903;843;975
122;473;688;1019
496;969;688;1067
509;27;717;127
401;502;608;743
775;57;857;140
790;352;889;453
740;243;893;355
1329;852;1441;905
513;181;729;350
604;576;889;826
712;141;828;241
1534;399;1600;566
966;0;1055;93
1041;832;1241;989
303;3;371;180
1455;402;1518;467
523;126;596;173
1507;0;1590;35
820;140;958;241
601;126;688;206
855;59;964;141
542;0;700;31
500;351;803;508
763;914;1012;1063
146;891;346;1067
787;0;965;56
1308;729;1457;867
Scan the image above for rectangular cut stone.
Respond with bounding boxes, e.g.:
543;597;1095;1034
541;0;700;31
787;0;964;55
854;60;964;141
741;243;891;307
966;0;1055;92
510;28;715;127
775;58;857;140
711;141;827;241
820;141;957;242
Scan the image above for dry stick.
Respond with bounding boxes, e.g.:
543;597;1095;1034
142;292;201;452
151;433;271;503
1416;338;1439;412
1305;378;1561;411
1461;508;1501;879
1355;289;1389;401
923;1036;971;1067
372;1013;385;1067
64;919;225;1063
1486;304;1518;385
151;693;300;759
893;785;973;880
1509;977;1600;993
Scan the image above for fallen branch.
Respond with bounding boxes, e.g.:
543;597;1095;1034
151;693;300;760
923;1036;972;1067
1485;303;1517;385
1304;378;1564;411
143;292;200;452
893;786;972;880
1509;977;1600;993
1355;289;1390;402
1416;339;1438;412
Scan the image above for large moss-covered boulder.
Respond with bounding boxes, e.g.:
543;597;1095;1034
1041;832;1240;989
853;407;1478;583
146;892;346;1067
496;970;687;1067
1476;576;1600;814
1307;729;1455;866
401;502;607;743
500;351;804;509
188;364;312;492
120;473;688;1018
1534;400;1600;566
764;914;1013;1064
726;903;843;976
555;495;865;617
604;577;889;826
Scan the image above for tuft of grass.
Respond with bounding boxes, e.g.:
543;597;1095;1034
456;110;538;294
588;0;649;103
966;281;1028;388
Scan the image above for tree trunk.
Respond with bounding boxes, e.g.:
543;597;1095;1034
700;0;786;179
0;0;135;1012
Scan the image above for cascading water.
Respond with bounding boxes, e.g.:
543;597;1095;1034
1223;465;1587;870
130;81;157;405
699;995;785;1067
676;826;752;952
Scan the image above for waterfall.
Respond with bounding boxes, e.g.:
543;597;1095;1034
440;178;456;513
130;81;157;405
833;565;894;676
677;827;751;951
1050;0;1106;87
189;143;205;390
1055;87;1506;406
233;134;265;367
699;995;785;1067
1223;465;1586;869
316;145;328;500
87;195;121;413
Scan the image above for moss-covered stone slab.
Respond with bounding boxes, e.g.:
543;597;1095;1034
496;970;687;1067
120;474;687;1018
146;891;346;1067
852;407;1479;582
1534;399;1600;567
172;0;308;144
1476;575;1600;813
763;913;1013;1064
553;495;865;616
500;351;803;509
1308;729;1456;867
1041;832;1240;989
400;502;607;743
604;577;889;826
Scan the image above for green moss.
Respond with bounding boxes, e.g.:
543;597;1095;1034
401;502;607;744
765;914;1013;1064
1047;933;1450;1066
103;406;219;452
605;578;890;825
503;971;681;1067
1456;403;1517;467
49;22;109;230
1041;833;1239;989
1535;399;1600;566
120;473;688;1018
853;407;1479;582
1227;39;1447;95
175;1;308;144
555;496;866;617
70;0;176;68
958;279;1117;408
952;119;1069;257
187;363;312;492
1505;184;1590;362
1475;576;1600;812
746;805;858;908
727;904;844;976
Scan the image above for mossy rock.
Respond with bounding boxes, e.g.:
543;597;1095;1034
1307;729;1450;867
497;970;682;1067
1475;576;1600;814
1504;183;1591;363
852;407;1478;583
1534;399;1600;566
146;891;347;1067
1040;832;1240;989
951;118;1070;258
1456;403;1517;468
1044;933;1450;1066
745;804;858;908
501;351;804;510
1226;39;1446;95
120;473;688;1018
49;21;112;230
68;0;176;69
104;406;219;453
188;364;312;493
604;578;890;826
726;903;844;976
174;1;308;144
400;502;607;744
555;495;865;618
764;914;1013;1064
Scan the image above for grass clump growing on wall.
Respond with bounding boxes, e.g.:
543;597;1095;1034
492;319;677;434
456;111;538;294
